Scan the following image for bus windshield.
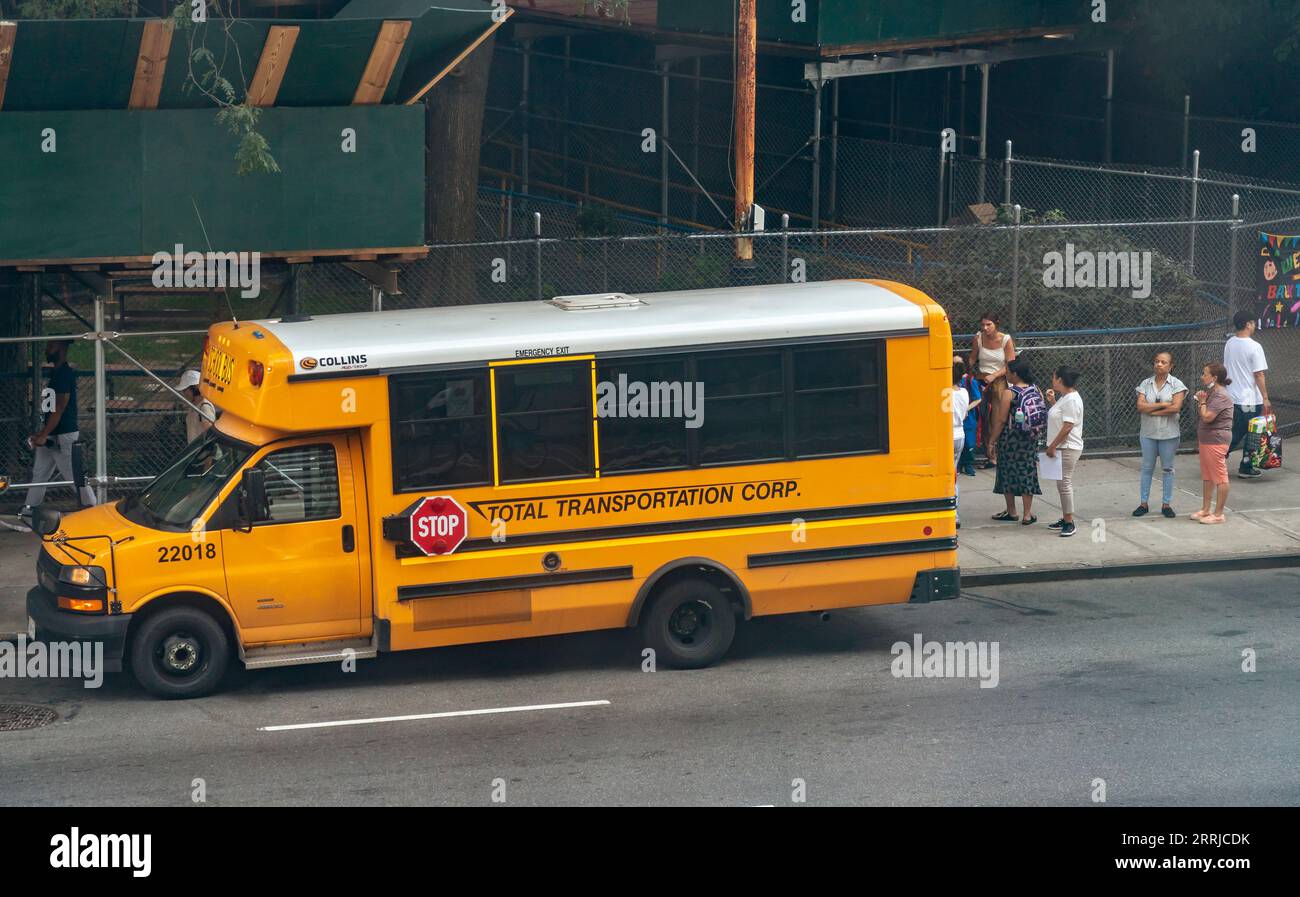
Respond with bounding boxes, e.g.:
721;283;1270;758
121;432;252;530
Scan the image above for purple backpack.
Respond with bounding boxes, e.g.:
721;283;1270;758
1011;385;1047;435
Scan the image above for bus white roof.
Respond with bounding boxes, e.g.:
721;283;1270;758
259;280;929;378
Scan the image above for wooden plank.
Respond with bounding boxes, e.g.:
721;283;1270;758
404;11;511;105
0;21;16;112
248;25;300;107
353;20;412;105
0;247;429;269
128;19;175;110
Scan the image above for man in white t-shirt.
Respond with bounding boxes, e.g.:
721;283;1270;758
1223;312;1272;478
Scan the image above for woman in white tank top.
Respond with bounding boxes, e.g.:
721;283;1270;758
968;312;1016;466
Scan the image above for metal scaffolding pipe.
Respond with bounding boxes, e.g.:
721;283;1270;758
93;287;107;504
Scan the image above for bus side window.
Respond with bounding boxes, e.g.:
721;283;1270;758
791;342;884;457
390;370;492;492
256;444;340;524
696;349;785;464
596;356;690;473
495;361;593;483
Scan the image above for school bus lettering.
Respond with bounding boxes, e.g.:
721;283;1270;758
157;544;217;563
28;280;958;699
470;479;801;523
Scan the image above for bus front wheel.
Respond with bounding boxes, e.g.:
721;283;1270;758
129;606;230;699
641;578;736;669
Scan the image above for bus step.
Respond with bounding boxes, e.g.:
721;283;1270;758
243;639;377;670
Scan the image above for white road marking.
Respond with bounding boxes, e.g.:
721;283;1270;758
259;699;611;732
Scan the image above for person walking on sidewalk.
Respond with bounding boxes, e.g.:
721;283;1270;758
1193;362;1235;524
1223;311;1272;478
968;312;1016;469
954;354;982;476
21;338;97;518
950;359;972;528
990;359;1043;525
1134;350;1187;518
1044;366;1084;538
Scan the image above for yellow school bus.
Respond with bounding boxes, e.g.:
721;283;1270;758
27;280;958;698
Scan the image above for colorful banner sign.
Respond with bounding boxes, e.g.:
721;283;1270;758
1257;232;1300;328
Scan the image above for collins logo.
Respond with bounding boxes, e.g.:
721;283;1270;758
299;354;368;372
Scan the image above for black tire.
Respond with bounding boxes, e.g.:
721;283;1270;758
640;578;736;669
129;606;230;699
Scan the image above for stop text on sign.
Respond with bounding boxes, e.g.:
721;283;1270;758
407;495;468;556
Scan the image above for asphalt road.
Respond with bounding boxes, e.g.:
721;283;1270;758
1;570;1297;806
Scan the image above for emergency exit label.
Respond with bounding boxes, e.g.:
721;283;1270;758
408;496;468;556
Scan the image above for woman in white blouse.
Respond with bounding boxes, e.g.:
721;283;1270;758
1043;366;1084;538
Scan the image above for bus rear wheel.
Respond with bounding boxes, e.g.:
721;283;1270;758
641;578;736;669
129;606;230;699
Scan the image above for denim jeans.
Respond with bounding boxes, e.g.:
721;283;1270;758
1139;435;1178;505
953;435;964;523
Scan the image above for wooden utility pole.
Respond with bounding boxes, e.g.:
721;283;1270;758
733;0;756;264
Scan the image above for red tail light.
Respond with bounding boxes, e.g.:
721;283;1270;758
248;360;265;387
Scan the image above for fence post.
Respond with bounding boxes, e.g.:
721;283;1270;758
811;78;823;230
30;275;41;433
520;40;531;198
936;133;947;226
781;213;790;282
1226;193;1241;331
977;63;989;204
660;60;670;231
1181;95;1190;171
93;284;108;504
1010;204;1021;334
534;211;543;301
829;78;839;223
1003;140;1013;207
1103;344;1113;441
1188;149;1200;274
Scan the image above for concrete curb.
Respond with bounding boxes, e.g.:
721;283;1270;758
961;551;1300;588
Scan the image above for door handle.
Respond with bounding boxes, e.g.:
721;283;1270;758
342;524;355;553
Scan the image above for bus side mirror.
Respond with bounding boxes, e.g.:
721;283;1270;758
34;506;62;537
237;468;268;531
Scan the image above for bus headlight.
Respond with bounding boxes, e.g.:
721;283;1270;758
58;565;106;587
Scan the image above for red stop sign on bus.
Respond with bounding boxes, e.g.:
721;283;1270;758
408;495;468;556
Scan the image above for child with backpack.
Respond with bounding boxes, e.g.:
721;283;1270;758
989;359;1044;525
954;355;983;476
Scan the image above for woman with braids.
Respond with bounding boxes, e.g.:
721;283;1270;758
989;359;1043;525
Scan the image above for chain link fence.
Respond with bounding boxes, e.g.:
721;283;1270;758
7;213;1297;512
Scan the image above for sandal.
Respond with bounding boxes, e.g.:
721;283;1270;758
1190;509;1208;520
1021;516;1038;526
991;511;1018;521
1199;514;1225;525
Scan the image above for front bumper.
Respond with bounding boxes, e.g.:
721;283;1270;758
25;586;131;673
909;567;961;603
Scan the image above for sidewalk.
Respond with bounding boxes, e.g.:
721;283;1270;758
957;454;1300;583
1;454;1298;637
